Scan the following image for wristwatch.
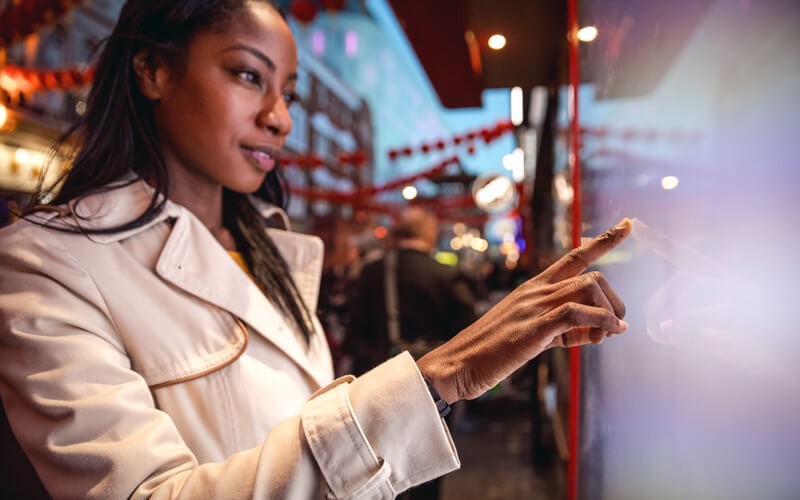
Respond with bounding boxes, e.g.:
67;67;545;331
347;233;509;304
424;378;451;418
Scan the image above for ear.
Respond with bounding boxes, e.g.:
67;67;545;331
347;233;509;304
132;51;171;101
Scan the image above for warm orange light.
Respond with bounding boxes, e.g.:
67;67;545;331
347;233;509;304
488;34;506;50
373;225;388;239
661;176;679;190
464;31;483;77
577;26;598;42
401;185;418;200
0;104;7;129
0;69;34;94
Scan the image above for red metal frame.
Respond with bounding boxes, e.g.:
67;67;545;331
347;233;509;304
567;0;582;498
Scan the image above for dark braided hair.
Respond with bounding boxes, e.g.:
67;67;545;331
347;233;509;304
28;0;315;344
223;190;315;343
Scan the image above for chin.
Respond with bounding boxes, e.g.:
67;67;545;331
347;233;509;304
227;173;269;194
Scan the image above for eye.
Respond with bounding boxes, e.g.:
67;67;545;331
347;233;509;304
283;91;299;107
235;69;263;88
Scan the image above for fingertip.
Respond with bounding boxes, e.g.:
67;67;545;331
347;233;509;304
619;319;628;331
615;218;632;235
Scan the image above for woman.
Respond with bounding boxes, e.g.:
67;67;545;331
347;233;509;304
0;1;631;498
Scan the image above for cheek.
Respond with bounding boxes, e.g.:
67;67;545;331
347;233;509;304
169;85;241;146
182;85;229;128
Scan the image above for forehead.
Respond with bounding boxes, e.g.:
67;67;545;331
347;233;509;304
193;2;297;73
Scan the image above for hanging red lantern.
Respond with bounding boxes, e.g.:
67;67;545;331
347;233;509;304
83;66;96;84
352;150;367;166
26;71;44;93
321;0;346;12
58;70;74;88
42;71;59;90
68;69;84;85
289;0;318;24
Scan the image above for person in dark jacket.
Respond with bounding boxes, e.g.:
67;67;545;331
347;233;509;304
347;207;477;375
346;207;477;500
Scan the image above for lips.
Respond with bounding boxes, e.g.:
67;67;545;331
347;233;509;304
240;145;276;172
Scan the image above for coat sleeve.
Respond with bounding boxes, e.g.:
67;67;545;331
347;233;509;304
0;226;459;499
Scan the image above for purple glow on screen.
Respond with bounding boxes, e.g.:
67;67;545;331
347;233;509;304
570;0;800;498
311;30;325;56
345;30;358;58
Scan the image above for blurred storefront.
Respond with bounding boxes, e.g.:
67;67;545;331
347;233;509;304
0;1;122;225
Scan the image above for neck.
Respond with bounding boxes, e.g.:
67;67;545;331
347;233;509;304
164;171;225;232
163;168;236;250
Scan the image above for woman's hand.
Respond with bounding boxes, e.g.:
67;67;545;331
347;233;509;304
417;218;632;404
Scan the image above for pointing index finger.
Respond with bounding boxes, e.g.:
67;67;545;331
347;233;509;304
546;218;632;282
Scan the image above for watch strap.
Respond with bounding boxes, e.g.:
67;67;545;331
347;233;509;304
424;378;451;418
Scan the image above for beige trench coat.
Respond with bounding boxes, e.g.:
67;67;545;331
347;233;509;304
0;179;459;499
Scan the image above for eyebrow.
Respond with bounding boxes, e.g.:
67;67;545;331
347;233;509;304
223;44;298;81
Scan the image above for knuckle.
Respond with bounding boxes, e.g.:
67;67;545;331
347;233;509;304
599;229;614;241
563;250;583;266
587;270;604;283
564;279;582;296
559;302;579;322
599;227;621;243
580;273;598;289
578;275;602;300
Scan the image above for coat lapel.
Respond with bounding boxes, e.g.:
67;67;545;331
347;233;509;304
50;178;332;387
153;206;331;388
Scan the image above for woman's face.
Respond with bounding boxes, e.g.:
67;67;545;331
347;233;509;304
148;2;297;195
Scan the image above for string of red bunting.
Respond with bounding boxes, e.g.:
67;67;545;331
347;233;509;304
358;193;478;215
0;0;82;46
280;150;368;169
363;180;525;222
0;65;95;95
559;126;703;143
291;188;482;221
387;120;514;161
289;155;459;202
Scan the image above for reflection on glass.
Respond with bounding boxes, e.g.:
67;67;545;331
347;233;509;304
567;0;800;498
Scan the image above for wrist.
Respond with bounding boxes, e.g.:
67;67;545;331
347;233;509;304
416;354;459;405
423;377;451;417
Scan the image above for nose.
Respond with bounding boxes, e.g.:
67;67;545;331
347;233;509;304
257;92;292;139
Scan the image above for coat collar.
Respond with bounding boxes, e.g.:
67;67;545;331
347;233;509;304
33;177;331;387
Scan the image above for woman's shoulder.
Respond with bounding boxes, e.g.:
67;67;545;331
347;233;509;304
0;180;165;264
0;212;69;248
0;217;93;299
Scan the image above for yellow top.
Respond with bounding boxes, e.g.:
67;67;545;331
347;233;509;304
227;250;253;279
